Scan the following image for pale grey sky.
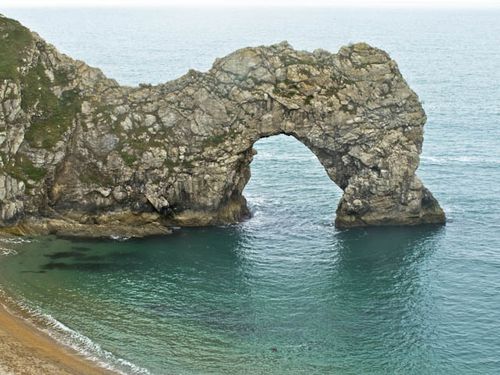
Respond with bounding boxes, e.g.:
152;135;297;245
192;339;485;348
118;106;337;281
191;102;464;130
3;0;500;8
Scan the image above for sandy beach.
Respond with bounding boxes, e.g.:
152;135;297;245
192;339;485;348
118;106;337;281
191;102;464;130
0;297;114;375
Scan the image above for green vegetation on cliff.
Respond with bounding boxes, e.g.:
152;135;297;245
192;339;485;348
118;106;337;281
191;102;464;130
24;84;81;149
0;15;85;193
0;15;33;80
1;16;81;151
5;153;46;183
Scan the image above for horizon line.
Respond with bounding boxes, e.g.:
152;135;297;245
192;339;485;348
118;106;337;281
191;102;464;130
3;6;500;10
2;1;500;10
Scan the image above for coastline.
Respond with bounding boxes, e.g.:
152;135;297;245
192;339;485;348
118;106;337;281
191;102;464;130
0;291;116;375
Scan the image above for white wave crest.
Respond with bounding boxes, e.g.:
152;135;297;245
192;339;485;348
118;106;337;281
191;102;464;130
0;237;33;244
0;247;18;256
0;237;33;257
110;235;131;241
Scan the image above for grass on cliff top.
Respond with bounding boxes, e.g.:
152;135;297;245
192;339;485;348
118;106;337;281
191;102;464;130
0;15;33;80
0;15;84;186
0;15;80;150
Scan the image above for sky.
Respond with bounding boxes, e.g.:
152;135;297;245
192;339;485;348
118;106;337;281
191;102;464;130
2;0;500;8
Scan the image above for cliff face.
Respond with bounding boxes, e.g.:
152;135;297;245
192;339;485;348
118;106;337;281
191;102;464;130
0;15;445;237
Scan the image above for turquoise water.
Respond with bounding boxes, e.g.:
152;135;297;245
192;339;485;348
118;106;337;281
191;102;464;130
1;7;500;375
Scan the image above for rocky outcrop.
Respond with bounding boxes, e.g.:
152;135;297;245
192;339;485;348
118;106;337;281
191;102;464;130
0;15;445;237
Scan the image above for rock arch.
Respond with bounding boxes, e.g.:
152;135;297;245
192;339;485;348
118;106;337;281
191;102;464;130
0;16;445;236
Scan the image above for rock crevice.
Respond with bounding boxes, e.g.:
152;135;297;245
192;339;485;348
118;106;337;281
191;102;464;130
0;15;445;237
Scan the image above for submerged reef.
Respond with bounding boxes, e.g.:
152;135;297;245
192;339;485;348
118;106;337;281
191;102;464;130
0;15;445;237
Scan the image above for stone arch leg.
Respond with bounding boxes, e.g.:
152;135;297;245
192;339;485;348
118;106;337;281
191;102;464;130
335;173;445;228
280;134;445;229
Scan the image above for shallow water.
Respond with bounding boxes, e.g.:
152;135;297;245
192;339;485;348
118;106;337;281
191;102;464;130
1;7;500;375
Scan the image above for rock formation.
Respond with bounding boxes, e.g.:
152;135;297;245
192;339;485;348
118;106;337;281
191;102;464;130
0;15;445;237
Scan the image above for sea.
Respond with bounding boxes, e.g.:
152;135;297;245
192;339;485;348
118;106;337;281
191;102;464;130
0;7;499;375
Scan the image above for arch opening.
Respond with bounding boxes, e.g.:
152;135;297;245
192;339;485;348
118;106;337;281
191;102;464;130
242;134;343;225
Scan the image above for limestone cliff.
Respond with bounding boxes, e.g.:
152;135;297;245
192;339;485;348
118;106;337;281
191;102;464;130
0;15;445;237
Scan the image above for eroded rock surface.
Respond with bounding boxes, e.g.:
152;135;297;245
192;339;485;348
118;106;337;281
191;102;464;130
0;15;445;237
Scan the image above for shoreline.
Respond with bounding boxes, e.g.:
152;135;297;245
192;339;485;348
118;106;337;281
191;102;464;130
0;289;116;375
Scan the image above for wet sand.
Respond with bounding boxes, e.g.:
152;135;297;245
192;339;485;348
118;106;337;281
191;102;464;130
0;299;114;375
